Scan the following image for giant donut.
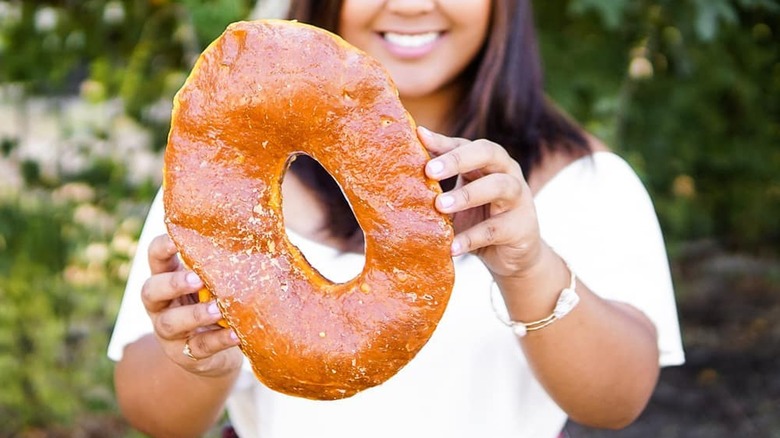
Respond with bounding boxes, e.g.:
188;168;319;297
163;20;455;400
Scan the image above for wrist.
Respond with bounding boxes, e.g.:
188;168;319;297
493;244;573;323
491;262;578;337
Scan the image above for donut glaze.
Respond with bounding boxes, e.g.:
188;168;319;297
163;20;455;400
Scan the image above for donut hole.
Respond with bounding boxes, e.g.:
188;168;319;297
284;154;365;283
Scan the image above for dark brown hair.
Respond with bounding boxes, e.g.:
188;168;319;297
287;0;589;241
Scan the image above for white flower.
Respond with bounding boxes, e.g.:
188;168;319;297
0;2;22;25
52;182;96;205
111;233;137;258
73;203;115;235
0;160;22;194
250;0;290;19
112;114;152;153
143;98;173;124
64;264;104;287
34;6;58;32
103;1;125;25
115;261;131;281
84;242;111;265
118;216;143;236
629;56;654;80
126;149;163;186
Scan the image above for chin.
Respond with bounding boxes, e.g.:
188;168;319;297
396;82;441;100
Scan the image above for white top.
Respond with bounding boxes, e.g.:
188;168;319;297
108;152;684;438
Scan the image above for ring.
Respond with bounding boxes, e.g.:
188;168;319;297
182;339;198;361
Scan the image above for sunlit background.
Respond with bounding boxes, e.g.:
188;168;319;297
0;1;778;436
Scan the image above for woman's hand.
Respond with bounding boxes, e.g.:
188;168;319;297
115;234;245;436
418;127;544;279
141;234;243;378
419;128;662;428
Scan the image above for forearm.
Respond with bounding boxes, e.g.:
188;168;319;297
114;333;240;438
499;246;660;428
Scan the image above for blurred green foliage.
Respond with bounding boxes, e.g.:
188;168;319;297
0;0;251;148
0;197;101;430
0;2;250;434
0;0;778;435
537;0;780;253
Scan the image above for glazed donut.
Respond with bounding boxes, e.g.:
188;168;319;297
163;20;455;400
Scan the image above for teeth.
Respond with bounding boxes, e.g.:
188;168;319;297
383;32;439;48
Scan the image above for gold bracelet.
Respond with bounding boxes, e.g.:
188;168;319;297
490;263;579;337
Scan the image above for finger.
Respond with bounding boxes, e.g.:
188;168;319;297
155;300;225;340
141;270;204;313
417;126;471;157
185;328;240;360
148;234;181;275
451;213;517;256
424;137;522;182
435;173;523;216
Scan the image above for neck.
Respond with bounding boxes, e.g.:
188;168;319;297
401;81;464;135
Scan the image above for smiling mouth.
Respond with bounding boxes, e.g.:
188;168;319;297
382;32;441;48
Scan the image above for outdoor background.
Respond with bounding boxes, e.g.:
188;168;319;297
0;0;778;437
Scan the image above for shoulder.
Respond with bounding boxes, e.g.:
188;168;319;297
533;145;663;261
533;149;667;281
535;150;655;222
528;133;610;193
586;133;610;153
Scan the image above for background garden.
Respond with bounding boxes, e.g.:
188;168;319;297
0;0;778;436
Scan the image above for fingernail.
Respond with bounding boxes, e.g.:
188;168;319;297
208;301;221;316
427;159;444;176
438;194;454;209
186;272;202;287
230;331;239;342
418;126;433;140
451;240;462;256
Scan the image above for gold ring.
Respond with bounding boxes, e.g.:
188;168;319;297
182;339;198;361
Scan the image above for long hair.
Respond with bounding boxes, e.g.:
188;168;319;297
286;0;589;241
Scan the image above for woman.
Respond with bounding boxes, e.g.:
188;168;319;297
109;1;685;437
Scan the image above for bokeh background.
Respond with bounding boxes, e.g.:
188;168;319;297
0;0;778;437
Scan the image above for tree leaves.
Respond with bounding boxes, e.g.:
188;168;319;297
537;0;780;250
180;0;250;48
568;0;634;29
692;0;738;41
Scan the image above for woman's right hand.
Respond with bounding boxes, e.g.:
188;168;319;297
141;234;243;378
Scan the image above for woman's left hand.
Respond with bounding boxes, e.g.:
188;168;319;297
418;127;543;278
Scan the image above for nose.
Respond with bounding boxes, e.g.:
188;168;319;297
385;0;437;15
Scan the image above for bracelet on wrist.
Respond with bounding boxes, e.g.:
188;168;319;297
490;263;579;337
